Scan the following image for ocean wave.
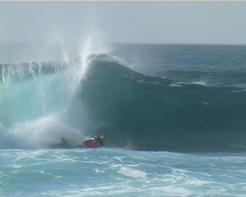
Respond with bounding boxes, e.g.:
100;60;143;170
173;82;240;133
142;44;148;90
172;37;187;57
78;54;246;151
1;54;246;151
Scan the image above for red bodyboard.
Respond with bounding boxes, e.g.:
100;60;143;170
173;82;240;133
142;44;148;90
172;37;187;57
83;139;99;148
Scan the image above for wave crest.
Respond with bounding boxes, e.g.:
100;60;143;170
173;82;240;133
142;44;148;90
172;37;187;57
79;54;246;151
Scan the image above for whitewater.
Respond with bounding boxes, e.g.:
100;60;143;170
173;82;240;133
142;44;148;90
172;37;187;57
1;42;246;196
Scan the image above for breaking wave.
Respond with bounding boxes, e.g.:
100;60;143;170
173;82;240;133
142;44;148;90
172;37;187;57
1;52;246;151
79;55;246;151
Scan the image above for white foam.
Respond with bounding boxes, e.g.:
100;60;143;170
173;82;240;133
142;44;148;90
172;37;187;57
117;166;147;179
190;80;208;86
10;114;84;148
41;185;138;197
169;83;183;87
1;36;111;149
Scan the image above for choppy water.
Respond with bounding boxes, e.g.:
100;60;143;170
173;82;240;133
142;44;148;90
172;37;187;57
1;148;246;197
1;43;246;196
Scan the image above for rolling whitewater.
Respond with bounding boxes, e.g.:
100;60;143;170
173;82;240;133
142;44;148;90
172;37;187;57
1;43;246;196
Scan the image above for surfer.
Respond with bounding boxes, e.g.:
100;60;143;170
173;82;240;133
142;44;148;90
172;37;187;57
83;135;106;148
96;135;106;146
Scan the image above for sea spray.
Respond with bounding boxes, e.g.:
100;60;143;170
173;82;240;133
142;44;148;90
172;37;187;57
1;43;246;151
11;115;83;148
0;38;110;148
79;54;246;151
2;43;246;197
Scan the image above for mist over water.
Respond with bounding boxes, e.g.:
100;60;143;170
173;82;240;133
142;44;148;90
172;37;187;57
2;2;246;196
1;42;246;151
0;38;110;148
2;41;246;197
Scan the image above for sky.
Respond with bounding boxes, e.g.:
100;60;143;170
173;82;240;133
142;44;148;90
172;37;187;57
1;2;246;44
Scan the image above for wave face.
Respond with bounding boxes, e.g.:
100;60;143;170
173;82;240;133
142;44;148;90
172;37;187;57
79;55;246;151
0;58;88;148
1;44;246;151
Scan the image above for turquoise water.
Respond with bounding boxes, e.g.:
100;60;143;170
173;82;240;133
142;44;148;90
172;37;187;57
1;149;246;197
1;44;246;196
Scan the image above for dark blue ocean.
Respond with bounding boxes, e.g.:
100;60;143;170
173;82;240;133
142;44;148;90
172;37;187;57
1;42;246;196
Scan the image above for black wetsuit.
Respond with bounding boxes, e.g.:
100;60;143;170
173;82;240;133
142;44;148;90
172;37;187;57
96;137;105;146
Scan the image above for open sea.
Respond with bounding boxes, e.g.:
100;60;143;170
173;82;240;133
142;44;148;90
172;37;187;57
1;42;246;196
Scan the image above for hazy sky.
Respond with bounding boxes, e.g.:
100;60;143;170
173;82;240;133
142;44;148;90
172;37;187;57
1;2;246;44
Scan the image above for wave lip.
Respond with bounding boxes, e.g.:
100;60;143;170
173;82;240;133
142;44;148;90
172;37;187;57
0;60;73;86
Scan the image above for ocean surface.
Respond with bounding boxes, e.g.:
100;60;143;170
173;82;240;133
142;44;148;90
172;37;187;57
1;42;246;196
